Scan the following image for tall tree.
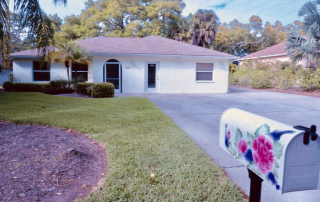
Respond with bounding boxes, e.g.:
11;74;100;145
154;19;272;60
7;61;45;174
57;0;185;39
173;9;219;47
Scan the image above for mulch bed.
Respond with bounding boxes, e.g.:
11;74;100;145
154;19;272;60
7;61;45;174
230;85;320;98
0;121;107;202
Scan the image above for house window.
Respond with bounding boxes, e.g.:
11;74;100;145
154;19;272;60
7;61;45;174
196;63;213;81
72;63;88;81
33;61;50;81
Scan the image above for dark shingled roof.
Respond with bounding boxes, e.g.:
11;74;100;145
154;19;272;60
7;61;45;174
11;35;236;58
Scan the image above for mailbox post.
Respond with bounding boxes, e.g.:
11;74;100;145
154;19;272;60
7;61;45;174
219;108;320;200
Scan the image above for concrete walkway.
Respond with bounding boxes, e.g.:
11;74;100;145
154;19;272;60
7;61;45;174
140;87;320;202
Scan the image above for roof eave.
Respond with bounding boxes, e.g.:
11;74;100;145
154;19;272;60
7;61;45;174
239;53;287;61
11;53;239;60
11;55;39;59
91;52;239;60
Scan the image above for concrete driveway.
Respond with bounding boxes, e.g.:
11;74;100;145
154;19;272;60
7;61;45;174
141;87;320;202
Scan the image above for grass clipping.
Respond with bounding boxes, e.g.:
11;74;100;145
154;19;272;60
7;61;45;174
0;92;245;201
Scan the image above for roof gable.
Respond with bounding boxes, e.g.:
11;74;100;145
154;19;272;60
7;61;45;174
240;42;287;60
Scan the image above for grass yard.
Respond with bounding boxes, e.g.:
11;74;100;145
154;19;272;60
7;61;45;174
0;92;245;201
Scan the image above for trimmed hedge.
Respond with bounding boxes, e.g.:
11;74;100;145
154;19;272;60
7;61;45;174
3;81;13;91
13;83;50;92
76;82;94;94
50;80;70;88
91;82;114;98
44;87;74;95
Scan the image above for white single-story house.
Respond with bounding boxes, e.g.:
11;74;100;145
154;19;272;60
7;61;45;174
11;35;238;93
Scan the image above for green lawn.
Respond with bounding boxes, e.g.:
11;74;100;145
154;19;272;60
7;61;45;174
0;92;245;201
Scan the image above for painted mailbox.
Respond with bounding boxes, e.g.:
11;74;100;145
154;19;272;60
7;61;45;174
219;108;320;194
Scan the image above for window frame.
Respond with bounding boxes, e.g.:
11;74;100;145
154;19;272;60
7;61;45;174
71;64;89;82
33;61;50;82
195;63;214;82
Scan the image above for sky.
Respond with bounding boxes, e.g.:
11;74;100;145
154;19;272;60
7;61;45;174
37;0;307;25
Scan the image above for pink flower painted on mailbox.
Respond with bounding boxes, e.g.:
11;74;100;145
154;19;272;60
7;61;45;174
237;139;247;154
252;135;274;174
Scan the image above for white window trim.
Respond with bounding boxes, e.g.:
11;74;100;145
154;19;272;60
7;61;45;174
33;62;50;82
195;63;214;82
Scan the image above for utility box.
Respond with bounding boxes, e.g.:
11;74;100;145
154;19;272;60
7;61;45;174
219;108;320;194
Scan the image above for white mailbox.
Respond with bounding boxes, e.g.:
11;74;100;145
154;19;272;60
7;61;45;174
219;108;320;194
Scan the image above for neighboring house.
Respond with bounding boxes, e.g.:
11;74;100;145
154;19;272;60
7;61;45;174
11;35;237;93
239;42;307;67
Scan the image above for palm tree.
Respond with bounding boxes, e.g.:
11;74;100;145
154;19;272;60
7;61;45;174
285;1;320;66
52;41;92;93
51;41;73;83
0;0;68;64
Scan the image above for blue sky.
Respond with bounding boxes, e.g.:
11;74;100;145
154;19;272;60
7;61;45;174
38;0;307;25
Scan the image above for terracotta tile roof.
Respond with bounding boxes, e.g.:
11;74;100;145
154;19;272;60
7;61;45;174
11;35;236;58
240;42;287;60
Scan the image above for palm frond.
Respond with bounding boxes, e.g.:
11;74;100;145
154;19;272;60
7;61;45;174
298;1;318;17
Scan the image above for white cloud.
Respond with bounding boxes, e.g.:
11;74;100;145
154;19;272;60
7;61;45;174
183;0;305;25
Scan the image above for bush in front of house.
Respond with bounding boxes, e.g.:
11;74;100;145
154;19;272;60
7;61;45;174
296;68;320;91
44;87;74;95
91;82;114;98
3;81;13;91
13;83;50;92
76;82;94;95
50;79;70;88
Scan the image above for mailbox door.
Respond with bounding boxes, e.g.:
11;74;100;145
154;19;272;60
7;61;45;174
283;133;320;193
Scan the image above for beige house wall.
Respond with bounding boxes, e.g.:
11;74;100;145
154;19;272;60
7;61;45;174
239;55;307;67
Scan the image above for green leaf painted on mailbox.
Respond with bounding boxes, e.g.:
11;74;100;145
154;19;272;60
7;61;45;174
254;124;270;138
246;132;254;142
228;146;236;156
249;165;262;176
274;159;280;168
235;128;243;143
273;168;279;179
237;153;243;160
273;142;284;159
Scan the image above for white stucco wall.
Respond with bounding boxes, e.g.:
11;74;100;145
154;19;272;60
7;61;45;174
93;55;229;93
13;59;94;83
0;70;13;85
12;55;230;93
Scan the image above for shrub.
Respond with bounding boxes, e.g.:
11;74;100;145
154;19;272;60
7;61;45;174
76;82;94;94
44;87;74;95
248;70;273;89
275;67;296;90
3;81;13;91
91;82;114;98
7;73;19;83
13;83;50;92
229;66;250;86
50;79;70;88
296;68;320;91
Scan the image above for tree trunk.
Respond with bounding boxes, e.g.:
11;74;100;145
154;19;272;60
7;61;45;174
66;67;70;87
75;69;78;93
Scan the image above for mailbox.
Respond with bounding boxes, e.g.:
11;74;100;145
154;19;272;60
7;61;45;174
219;108;320;194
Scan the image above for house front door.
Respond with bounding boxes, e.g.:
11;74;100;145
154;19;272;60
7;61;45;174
145;62;159;93
104;61;121;93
